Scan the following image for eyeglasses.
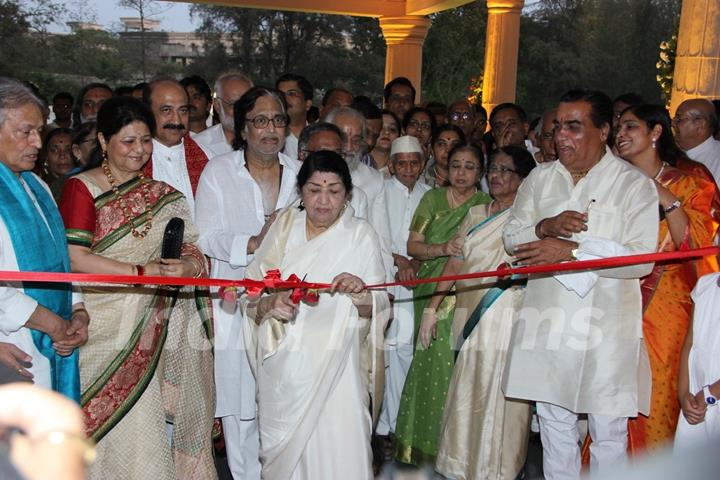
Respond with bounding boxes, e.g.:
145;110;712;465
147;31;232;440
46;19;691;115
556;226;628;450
246;115;288;129
407;119;432;131
486;165;519;176
301;149;347;160
282;89;304;99
449;112;472;122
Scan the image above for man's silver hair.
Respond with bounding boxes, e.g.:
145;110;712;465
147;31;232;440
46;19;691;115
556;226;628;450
325;106;368;143
0;77;45;127
214;71;254;99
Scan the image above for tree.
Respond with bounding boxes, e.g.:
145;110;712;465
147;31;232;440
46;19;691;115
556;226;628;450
189;5;385;98
118;0;169;81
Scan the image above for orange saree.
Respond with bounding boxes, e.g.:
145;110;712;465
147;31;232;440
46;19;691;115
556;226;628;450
627;168;718;453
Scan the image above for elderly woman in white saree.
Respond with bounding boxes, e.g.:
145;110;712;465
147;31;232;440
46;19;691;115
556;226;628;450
241;151;390;480
423;146;536;480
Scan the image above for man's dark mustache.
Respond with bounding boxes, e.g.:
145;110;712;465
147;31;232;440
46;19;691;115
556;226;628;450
163;123;186;130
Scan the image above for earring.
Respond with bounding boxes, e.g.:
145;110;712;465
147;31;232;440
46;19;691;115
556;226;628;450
651;139;657;149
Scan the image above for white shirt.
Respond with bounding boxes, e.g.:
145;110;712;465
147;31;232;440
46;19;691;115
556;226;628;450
151;138;196;218
350;161;394;281
686;136;720;188
193;123;233;160
384;176;430;258
283;131;299;161
501;149;659;416
195;150;301;417
0;174;82;389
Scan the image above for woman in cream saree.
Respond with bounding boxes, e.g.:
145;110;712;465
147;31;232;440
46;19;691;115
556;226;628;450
241;152;390;480
59;97;216;480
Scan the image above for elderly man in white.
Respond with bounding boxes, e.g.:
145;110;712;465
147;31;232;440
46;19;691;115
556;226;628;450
673;98;720;187
195;86;301;480
375;136;430;447
327;106;394;281
502;90;659;480
194;71;253;160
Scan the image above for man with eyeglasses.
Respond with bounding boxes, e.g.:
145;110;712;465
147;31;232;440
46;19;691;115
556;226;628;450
673;98;720;187
141;77;209;219
384;77;416;120
276;73;313;160
194;71;253;160
195;86;301;480
448;99;476;139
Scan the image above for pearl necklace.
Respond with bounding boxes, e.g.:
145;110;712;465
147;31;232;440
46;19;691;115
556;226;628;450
653;161;668;181
102;161;153;238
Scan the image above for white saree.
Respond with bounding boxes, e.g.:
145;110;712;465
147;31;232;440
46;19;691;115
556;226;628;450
242;205;390;480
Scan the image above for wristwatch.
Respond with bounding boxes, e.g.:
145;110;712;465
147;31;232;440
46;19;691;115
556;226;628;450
664;199;681;214
703;385;717;406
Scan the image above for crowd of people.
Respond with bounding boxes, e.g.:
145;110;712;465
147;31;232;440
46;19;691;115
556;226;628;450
0;70;719;480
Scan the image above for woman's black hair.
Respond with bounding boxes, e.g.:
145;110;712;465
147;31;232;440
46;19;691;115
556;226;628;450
71;121;97;146
402;106;437;142
447;142;483;169
85;96;155;170
431;123;466;145
296;151;353;206
620;104;684;167
488;145;536;178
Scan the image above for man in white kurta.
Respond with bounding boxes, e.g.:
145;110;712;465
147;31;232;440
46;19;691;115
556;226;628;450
194;72;253;160
376;136;430;439
144;78;209;219
195;87;300;480
502;91;659;480
327;106;394;281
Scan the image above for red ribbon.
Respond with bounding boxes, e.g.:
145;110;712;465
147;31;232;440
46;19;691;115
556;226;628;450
1;246;718;293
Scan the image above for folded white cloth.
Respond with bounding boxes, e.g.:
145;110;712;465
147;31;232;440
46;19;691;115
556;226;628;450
553;235;631;298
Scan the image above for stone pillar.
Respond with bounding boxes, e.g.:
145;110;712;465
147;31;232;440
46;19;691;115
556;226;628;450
669;0;720;114
379;15;432;102
481;0;525;114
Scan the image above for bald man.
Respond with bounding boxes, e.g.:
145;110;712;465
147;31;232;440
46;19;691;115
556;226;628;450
142;77;209;218
673;98;720;187
194;72;253;159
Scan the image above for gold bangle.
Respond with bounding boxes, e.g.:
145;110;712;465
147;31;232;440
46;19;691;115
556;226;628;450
31;430;97;464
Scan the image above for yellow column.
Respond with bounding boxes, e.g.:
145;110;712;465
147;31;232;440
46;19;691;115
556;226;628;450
669;0;720;114
481;0;524;114
379;15;432;102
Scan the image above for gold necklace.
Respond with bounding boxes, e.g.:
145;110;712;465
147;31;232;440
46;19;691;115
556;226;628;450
102;161;153;238
449;187;476;208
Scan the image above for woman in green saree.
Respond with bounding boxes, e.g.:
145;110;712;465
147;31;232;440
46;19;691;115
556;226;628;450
394;142;490;465
59;97;216;480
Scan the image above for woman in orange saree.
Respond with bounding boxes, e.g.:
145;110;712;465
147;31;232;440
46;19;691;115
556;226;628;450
615;104;718;453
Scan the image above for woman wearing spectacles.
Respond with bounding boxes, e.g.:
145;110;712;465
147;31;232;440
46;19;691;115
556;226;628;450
403;107;437;160
433;146;536;480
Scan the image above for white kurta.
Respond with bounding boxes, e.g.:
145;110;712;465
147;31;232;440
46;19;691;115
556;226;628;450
193;123;233;160
686;136;720;188
350;161;394;281
502;149;659;417
242;206;389;480
195;150;301;418
674;273;720;448
377;177;430;434
151;138;197;218
0;173;81;388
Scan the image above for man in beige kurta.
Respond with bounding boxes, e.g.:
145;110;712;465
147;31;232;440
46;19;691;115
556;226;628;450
502;90;659;480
